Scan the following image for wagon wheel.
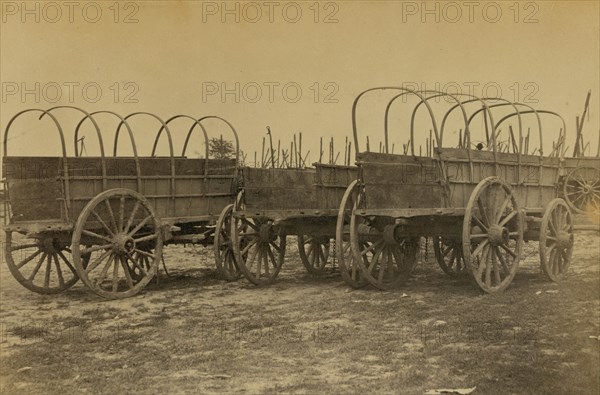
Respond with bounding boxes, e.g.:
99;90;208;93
4;231;90;294
297;235;333;275
71;188;163;299
462;177;523;293
349;185;419;290
214;204;242;281
336;180;368;288
231;193;286;286
563;166;600;215
540;198;574;281
433;237;467;276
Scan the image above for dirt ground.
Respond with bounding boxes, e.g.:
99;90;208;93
0;230;598;395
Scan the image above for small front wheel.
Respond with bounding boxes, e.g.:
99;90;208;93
297;235;332;275
214;204;242;281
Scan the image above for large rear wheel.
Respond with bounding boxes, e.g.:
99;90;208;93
72;188;163;299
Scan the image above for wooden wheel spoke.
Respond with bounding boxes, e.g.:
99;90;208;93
494;247;511;273
245;245;259;271
104;199;119;233
485;247;492;287
317;245;327;266
472;215;488;232
470;233;487;240
242;219;259;231
133;248;155;259
499;243;517;258
390;246;404;270
51;254;65;288
256;245;263;278
499;210;517;227
28;252;47;282
381;249;392;284
471;239;489;259
118;195;125;232
16;249;42;269
442;244;452;257
448;250;456;268
572;193;586;205
10;243;39;251
91;209;115;237
477;198;490;227
128;215;153;237
127;252;147;276
548;216;558;236
81;243;112;255
269;241;282;254
368;244;385;274
476;244;489;277
112;255;119;292
241;239;258;256
86;249;112;273
124;200;141;233
260;246;270;277
82;230;112;243
55;250;76;276
120;256;134;289
134;234;158;244
492;247;501;284
494;196;512;224
44;254;52;288
361;240;383;256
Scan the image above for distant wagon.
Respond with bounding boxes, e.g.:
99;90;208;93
214;161;362;286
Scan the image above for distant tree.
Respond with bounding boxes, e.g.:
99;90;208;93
209;136;235;159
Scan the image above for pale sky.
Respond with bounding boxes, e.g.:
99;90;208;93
1;1;598;163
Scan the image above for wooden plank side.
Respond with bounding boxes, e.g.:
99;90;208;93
243;167;315;187
314;165;358;210
361;161;443;210
6;179;63;221
244;186;318;211
314;165;358;188
3;157;61;179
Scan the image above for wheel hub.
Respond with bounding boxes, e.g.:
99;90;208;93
258;223;277;243
488;225;509;246
112;234;136;255
39;237;60;253
556;231;573;250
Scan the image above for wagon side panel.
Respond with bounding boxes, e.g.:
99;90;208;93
357;152;444;211
440;149;560;210
243;168;318;212
3;157;66;223
314;165;358;210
